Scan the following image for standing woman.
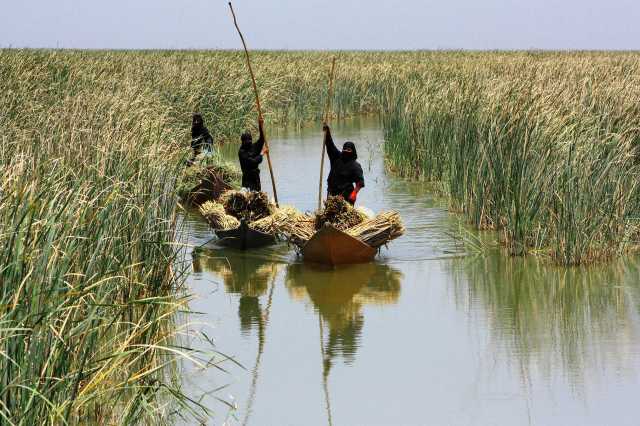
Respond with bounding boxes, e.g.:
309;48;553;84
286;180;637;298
190;113;214;162
238;117;268;191
323;124;365;205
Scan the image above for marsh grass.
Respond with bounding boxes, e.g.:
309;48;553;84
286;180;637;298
2;48;639;423
0;50;220;424
380;53;640;264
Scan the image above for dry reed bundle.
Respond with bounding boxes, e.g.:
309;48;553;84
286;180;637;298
346;211;405;248
247;191;273;220
247;205;315;247
249;206;298;234
283;215;316;248
315;196;367;231
220;190;274;222
199;201;241;231
210;163;242;186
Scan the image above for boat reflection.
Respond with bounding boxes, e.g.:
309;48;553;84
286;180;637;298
192;248;404;425
286;263;402;368
192;247;281;425
285;262;403;425
192;248;279;336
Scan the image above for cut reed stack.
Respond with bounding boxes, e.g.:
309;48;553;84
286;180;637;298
346;212;406;249
200;201;241;230
281;197;405;250
314;196;367;231
177;155;242;206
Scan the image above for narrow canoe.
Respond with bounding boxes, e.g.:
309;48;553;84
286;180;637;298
215;221;276;250
302;224;377;266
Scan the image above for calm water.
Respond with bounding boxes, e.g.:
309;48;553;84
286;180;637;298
179;117;640;425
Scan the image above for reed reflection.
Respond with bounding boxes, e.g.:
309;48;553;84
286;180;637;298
285;262;403;425
451;254;640;389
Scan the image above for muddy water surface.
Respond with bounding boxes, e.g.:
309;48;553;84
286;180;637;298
180;117;640;426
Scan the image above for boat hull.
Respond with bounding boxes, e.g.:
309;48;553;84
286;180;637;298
302;224;377;266
215;221;276;250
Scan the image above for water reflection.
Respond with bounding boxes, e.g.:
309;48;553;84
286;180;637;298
192;246;405;424
193;248;279;336
192;247;281;425
286;263;403;370
451;254;640;389
285;263;403;425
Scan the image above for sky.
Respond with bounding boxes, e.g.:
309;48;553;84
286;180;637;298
1;0;639;50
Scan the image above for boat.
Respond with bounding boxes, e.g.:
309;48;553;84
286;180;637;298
215;220;276;250
302;223;377;266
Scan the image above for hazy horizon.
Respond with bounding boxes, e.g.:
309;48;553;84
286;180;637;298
2;0;639;50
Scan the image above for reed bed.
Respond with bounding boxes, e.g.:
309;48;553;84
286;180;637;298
380;53;640;264
3;48;640;424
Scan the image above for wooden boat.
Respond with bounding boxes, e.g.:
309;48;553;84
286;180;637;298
215;220;276;250
302;224;377;266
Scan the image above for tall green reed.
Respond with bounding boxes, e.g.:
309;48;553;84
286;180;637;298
2;48;639;423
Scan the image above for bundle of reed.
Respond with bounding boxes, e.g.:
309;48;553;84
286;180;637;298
177;156;241;203
220;190;274;222
210;163;242;187
247;191;273;220
284;215;316;248
315;196;367;231
199;201;241;231
249;206;299;234
346;211;405;248
249;205;315;247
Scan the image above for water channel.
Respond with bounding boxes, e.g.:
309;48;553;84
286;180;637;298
179;116;640;425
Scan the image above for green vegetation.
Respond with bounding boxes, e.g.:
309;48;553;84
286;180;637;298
1;48;639;424
0;48;367;424
379;52;640;264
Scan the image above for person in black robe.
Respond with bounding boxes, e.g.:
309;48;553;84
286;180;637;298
189;113;214;164
238;117;267;191
323;124;365;205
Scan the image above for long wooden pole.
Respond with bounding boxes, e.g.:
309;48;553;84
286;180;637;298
228;2;279;206
318;315;334;426
242;265;278;426
318;57;337;210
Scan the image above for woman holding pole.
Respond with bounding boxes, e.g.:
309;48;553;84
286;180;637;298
238;117;268;191
319;58;365;206
322;125;365;205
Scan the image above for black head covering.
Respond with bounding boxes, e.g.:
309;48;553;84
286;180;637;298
341;141;358;162
241;131;253;148
192;113;205;138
